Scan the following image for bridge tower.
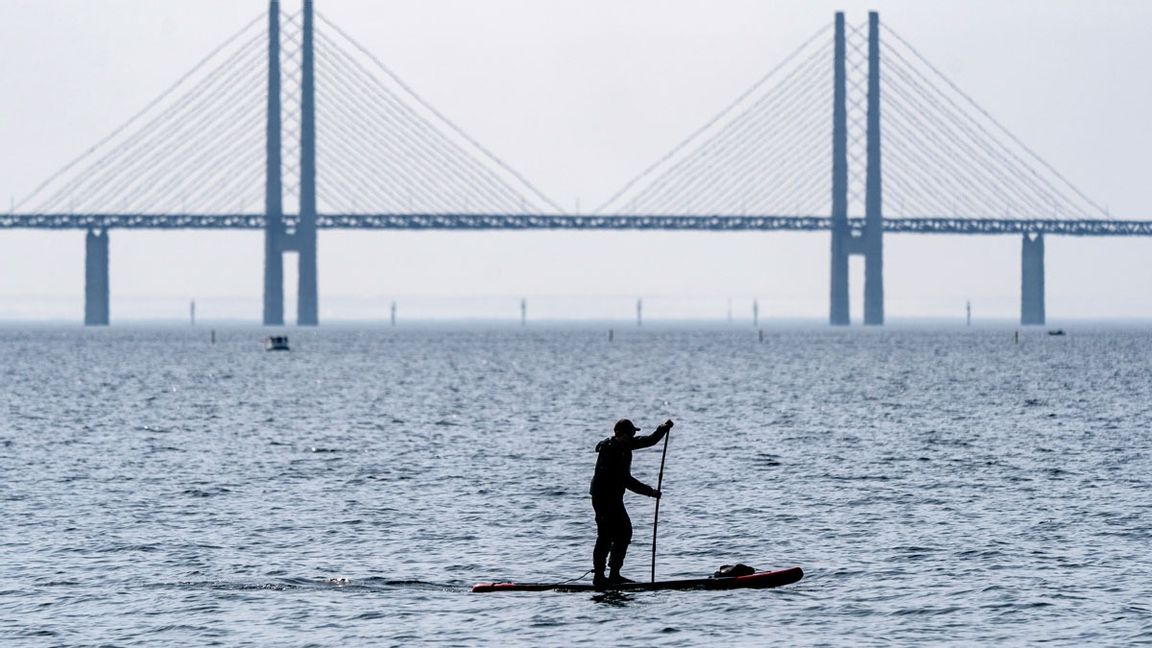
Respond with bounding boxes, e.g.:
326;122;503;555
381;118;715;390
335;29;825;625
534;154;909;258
828;12;850;326
296;0;319;326
829;11;884;326
264;0;285;325
263;0;319;326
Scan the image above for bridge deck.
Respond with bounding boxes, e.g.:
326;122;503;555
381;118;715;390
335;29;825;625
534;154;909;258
2;214;1150;236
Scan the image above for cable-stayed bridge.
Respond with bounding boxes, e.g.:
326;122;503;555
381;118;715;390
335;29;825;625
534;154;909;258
5;1;1148;326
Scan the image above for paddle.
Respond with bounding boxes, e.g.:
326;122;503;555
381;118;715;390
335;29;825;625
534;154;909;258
651;420;672;583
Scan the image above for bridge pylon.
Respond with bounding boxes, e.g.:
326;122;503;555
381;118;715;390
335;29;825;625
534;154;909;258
829;11;885;326
829;12;850;326
263;0;319;326
296;0;319;326
294;0;317;322
863;11;885;326
263;0;285;326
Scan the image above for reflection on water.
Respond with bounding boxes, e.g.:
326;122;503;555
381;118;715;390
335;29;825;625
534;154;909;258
591;591;635;606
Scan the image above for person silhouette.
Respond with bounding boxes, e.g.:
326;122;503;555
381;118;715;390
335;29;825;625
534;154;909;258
589;418;673;587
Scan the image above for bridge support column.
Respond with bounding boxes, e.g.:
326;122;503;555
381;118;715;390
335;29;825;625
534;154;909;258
84;228;110;326
263;0;284;326
1021;233;1045;325
297;0;319;326
863;11;884;326
264;228;284;325
829;12;850;326
830;230;849;325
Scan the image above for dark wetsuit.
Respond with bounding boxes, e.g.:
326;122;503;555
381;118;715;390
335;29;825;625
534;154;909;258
589;428;668;574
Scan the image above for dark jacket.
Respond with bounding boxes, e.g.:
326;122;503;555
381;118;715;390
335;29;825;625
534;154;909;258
589;428;668;500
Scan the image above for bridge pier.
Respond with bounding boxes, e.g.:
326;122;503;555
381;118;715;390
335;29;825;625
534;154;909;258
1021;233;1046;325
264;228;284;325
829;235;850;325
84;228;110;326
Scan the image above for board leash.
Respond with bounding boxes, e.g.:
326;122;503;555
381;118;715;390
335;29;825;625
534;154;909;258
545;569;593;588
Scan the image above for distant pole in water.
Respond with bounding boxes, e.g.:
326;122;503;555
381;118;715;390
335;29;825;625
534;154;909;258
390;301;397;327
1014;330;1019;344
753;300;759;327
190;299;196;326
966;300;972;327
521;298;527;326
637;298;643;327
759;328;764;343
608;328;614;342
210;329;216;344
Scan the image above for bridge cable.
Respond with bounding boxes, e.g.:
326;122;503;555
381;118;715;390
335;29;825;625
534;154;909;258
882;23;1108;218
317;12;563;213
594;21;833;214
15;12;266;212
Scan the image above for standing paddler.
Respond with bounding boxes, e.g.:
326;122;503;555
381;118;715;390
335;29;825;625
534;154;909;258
589;418;673;587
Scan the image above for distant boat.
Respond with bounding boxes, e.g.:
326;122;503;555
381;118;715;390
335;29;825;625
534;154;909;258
264;335;290;351
1047;329;1066;337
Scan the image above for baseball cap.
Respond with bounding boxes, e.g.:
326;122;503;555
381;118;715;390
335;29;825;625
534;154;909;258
614;418;641;435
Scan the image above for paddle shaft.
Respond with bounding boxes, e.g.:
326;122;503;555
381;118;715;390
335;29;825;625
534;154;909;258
651;428;671;583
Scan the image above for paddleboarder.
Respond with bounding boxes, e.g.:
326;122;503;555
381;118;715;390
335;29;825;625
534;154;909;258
590;418;673;587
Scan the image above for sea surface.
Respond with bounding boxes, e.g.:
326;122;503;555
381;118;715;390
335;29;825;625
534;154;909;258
2;324;1150;646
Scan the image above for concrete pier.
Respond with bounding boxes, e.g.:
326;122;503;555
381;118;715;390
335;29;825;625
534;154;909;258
84;228;110;326
1021;233;1046;325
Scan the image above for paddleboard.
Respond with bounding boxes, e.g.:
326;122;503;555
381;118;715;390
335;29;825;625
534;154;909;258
472;566;803;593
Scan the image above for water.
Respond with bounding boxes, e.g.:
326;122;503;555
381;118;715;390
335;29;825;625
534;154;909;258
2;324;1150;646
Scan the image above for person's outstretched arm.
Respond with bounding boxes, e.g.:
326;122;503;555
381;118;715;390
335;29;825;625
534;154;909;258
624;419;674;450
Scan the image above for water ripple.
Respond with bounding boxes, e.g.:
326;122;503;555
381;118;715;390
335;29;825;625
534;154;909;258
1;325;1150;646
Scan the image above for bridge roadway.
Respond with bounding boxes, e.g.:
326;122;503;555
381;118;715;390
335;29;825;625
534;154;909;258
2;213;1151;236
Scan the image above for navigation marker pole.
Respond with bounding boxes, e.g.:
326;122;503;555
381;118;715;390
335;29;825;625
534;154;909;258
651;425;671;583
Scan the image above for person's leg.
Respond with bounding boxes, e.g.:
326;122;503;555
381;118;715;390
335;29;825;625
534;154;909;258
608;506;634;583
592;499;612;586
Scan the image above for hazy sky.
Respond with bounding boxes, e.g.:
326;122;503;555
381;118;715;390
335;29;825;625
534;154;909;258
1;0;1150;322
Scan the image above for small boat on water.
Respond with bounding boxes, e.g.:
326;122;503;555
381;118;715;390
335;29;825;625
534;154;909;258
264;335;290;351
1047;329;1066;337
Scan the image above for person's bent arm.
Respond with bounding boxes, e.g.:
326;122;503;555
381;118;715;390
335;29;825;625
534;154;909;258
625;475;660;498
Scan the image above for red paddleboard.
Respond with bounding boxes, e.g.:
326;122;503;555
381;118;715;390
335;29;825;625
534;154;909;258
472;566;803;593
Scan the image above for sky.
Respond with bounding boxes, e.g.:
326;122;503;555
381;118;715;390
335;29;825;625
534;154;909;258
0;0;1150;323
